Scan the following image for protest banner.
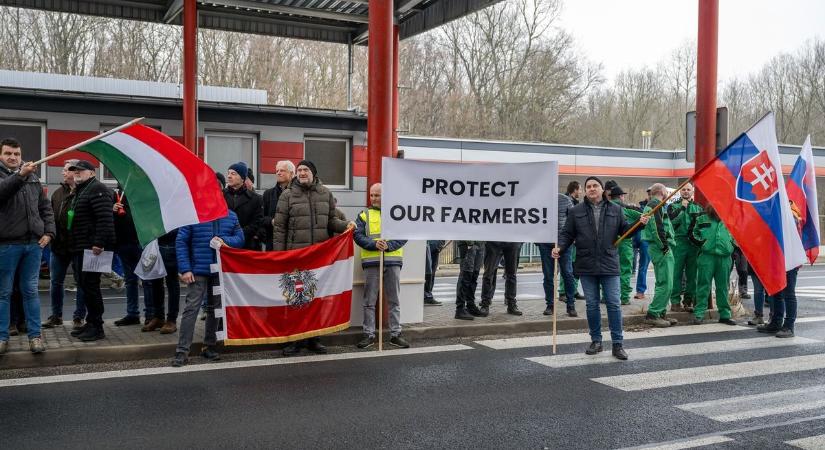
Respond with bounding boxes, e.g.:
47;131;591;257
381;159;558;243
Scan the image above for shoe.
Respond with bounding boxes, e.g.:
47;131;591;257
740;292;752;299
644;313;671;328
356;335;376;349
574;293;585;300
8;326;18;337
775;328;795;338
454;308;475;320
172;352;188;367
748;315;765;326
142;317;164;332
282;342;301;356
662;315;678;325
424;298;443;306
758;323;781;334
557;295;567;303
718;318;738;326
389;335;411;348
16;323;27;333
70;322;91;337
65;286;77;293
612;343;628;360
634;293;645;300
199;310;207;321
543;306;554;316
689;317;704;325
506;302;523;316
585;341;603;355
467;303;485;317
29;336;46;354
159;321;177;334
567;307;578;318
200;346;220;361
0;340;7;355
78;326;105;342
72;318;84;330
478;306;490;317
670;304;685;313
42;316;63;328
306;338;328;355
114;316;140;326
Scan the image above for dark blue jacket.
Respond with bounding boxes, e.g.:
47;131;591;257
354;207;406;268
176;211;244;276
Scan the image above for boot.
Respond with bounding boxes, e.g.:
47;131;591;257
506;300;522;316
467;302;485;317
455;308;475;320
42;316;63;328
670;303;685;313
747;314;764;326
200;346;220;361
306;337;327;354
612;343;628;360
644;313;670;328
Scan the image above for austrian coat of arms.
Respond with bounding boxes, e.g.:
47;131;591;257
279;269;319;308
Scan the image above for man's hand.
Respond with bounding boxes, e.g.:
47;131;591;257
346;221;356;231
91;246;104;255
38;235;52;248
376;240;389;251
113;202;124;213
180;272;195;284
639;215;651;225
18;162;36;177
551;248;561;259
210;236;225;249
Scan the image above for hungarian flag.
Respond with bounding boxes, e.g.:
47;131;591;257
693;113;806;295
80;123;227;246
786;135;821;264
216;230;354;345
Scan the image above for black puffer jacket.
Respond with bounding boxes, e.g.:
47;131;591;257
224;186;263;250
260;183;288;251
273;178;349;250
558;199;630;276
50;183;75;256
69;177;115;252
0;164;55;245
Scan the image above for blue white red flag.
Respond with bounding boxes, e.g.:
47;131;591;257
786;135;820;264
693;113;806;295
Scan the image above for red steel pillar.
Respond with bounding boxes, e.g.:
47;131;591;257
183;0;198;153
367;0;394;200
391;25;400;158
695;0;719;203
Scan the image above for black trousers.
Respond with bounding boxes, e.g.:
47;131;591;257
731;247;749;294
481;241;522;306
73;252;104;328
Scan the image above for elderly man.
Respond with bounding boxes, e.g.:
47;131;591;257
667;181;703;312
554;176;648;360
642;183;677;328
261;160;295;251
0;138;55;354
273;160;354;355
354;183;409;349
224;162;263;250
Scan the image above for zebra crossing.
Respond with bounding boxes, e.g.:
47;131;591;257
475;317;825;449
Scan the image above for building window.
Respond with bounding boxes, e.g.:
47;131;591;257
205;132;258;188
99;123;162;184
304;137;350;189
0;120;45;179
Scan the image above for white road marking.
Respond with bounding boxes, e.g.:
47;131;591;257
678;384;825;422
0;344;473;388
527;336;818;368
796;316;825;323
638;436;734;450
592;354;825;392
787;434;825;449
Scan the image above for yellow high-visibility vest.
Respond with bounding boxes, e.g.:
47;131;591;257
359;208;403;264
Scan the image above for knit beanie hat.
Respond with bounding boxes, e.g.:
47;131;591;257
228;162;248;180
584;176;604;189
297;160;318;177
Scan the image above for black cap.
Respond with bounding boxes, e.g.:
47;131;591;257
68;160;96;171
297;160;317;177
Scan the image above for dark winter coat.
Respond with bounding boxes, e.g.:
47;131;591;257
0;163;55;245
113;190;140;248
260;182;288;251
557;198;630;276
272;178;349;250
50;183;75;256
224;186;263;250
69;177;115;252
176;211;244;276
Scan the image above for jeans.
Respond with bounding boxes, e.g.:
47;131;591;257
750;273;768;316
424;240;444;300
768;268;798;331
537;243;576;309
177;274;219;355
117;244;153;319
580;275;623;344
151;245;180;322
49;252;86;319
0;244;43;340
635;240;650;294
481;241;521;305
362;265;402;337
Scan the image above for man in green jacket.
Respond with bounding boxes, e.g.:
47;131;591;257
642;183;676;327
605;181;643;305
688;205;737;325
667;182;704;312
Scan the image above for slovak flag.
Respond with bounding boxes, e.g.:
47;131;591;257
693;112;806;295
786;135;820;264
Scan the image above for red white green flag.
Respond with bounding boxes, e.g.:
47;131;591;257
80;124;227;246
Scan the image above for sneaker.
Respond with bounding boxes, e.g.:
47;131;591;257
114;316;141;326
585;341;603;355
389;335;411;348
172;352;188;367
670;303;685;313
424;298;442;306
662;315;678;325
757;323;781;334
159;321;177;334
70;322;92;337
747;315;765;326
42;316;63;328
200;346;220;361
72;318;84;330
65;286;77;293
356;335;376;349
775;328;795;338
455;308;475;320
0;340;7;355
612;343;628;360
78;326;105;342
718;318;738;326
543;305;554;316
478;306;490;317
29;336;45;354
740;292;752;299
566;307;578;318
644;313;671;328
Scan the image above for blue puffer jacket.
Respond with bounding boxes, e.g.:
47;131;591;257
176;211;244;276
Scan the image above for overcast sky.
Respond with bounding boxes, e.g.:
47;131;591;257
556;0;825;81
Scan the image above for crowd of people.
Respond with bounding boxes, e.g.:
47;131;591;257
0;135;805;363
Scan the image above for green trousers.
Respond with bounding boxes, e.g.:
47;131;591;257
694;253;732;320
670;239;699;305
619;241;634;304
647;245;674;317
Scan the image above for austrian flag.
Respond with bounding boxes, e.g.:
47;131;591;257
217;231;354;345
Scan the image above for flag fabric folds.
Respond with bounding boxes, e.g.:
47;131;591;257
217;231;354;346
786;135;820;264
693;113;806;295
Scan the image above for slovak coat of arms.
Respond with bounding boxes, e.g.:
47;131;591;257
279;269;319;308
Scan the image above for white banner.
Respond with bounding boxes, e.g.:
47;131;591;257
381;158;558;243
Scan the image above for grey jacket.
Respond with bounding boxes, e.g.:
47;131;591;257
0;163;55;245
540;192;573;244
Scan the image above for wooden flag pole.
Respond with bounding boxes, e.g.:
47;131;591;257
30;117;145;167
378;251;385;352
613;178;694;247
552;244;559;355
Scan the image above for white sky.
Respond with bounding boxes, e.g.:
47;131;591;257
556;0;825;82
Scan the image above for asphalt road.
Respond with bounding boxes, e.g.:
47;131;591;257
4;316;825;449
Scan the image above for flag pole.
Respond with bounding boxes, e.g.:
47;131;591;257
613;178;694;247
552;244;559;355
378;251;384;352
30;117;145;166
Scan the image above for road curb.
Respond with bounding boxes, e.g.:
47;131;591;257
0;311;709;370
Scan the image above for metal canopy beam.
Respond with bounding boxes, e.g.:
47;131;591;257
205;0;369;24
